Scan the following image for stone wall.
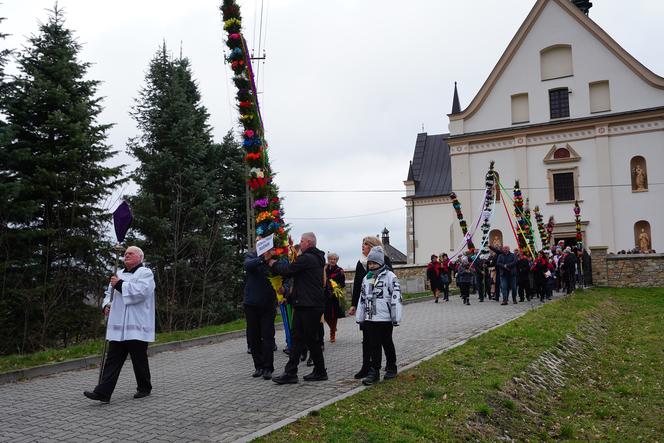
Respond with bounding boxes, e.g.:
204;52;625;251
344;264;431;295
590;246;664;287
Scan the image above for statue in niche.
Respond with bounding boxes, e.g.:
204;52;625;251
638;228;650;252
633;164;647;191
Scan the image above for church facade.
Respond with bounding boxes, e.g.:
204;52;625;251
404;0;664;264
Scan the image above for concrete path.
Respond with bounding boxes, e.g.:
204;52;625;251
0;294;560;442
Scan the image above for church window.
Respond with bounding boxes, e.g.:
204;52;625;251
511;93;529;124
549;88;570;119
547;167;578;203
589;80;610;113
552;172;575;201
540;45;573;81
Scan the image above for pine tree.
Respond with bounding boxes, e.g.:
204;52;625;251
0;7;124;353
128;44;246;331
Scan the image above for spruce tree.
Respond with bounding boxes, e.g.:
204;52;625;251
0;8;124;353
128;44;246;331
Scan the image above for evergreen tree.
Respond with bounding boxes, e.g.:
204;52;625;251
0;8;124;354
128;44;246;331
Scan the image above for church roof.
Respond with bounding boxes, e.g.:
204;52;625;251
448;0;664;122
384;243;407;264
406;133;452;198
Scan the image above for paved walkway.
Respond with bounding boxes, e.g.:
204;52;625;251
0;294;560;442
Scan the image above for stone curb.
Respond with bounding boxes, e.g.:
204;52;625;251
0;295;439;386
234;298;544;443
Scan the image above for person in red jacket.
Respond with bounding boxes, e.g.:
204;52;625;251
426;255;442;303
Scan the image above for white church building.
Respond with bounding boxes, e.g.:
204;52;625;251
404;0;664;264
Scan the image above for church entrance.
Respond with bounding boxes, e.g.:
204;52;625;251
553;235;578;249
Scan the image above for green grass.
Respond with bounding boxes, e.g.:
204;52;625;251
258;288;664;442
403;288;459;301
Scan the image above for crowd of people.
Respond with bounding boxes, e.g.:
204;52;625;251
426;240;591;306
83;234;591;404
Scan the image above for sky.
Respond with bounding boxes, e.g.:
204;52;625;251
3;0;664;268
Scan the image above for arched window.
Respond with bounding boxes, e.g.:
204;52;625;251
540;45;573;80
634;220;652;252
553;147;571;159
630;156;648;192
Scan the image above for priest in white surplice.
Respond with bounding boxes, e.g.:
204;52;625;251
84;246;156;403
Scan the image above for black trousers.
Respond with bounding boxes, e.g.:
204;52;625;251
284;307;325;375
95;340;151;398
245;304;276;372
518;277;531;301
364;321;396;372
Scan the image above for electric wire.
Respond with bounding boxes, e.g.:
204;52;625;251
280;182;664;193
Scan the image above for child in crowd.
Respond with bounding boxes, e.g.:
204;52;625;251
356;246;403;386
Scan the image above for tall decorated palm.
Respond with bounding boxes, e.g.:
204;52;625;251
221;1;289;261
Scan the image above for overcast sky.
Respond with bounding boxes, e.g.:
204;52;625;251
3;0;663;268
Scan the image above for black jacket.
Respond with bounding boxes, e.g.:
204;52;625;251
243;251;276;308
271;247;326;308
352;255;393;308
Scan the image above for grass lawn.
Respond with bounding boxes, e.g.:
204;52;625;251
0;290;430;374
259;288;664;442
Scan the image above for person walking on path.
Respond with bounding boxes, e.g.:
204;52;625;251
269;232;327;384
516;251;532;302
243;245;277;380
439;253;452;302
496;245;518;305
455;257;474;305
356;246;402;385
84;246;155;403
324;253;345;343
348;236;393;379
426;254;442;303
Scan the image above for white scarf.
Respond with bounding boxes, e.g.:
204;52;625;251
359;254;368;270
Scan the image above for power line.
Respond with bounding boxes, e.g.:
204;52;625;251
288;207;403;221
281;182;664;193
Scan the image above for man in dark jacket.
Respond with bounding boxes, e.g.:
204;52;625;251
269;232;327;384
243;248;277;380
516;252;532;302
496;245;518;305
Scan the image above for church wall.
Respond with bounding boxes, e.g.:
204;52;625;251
461;1;664;135
412;200;455;264
609;128;664;252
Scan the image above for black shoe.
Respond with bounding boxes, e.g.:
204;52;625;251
354;368;370;379
519;298;525;302
434;298;439;303
306;357;314;367
300;351;307;362
252;368;263;378
362;369;380;386
513;300;518;304
133;391;150;399
272;372;298;384
84;390;110;403
262;370;273;380
384;370;397;380
501;302;508;305
303;371;328;381
247;347;252;354
283;347;290;355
